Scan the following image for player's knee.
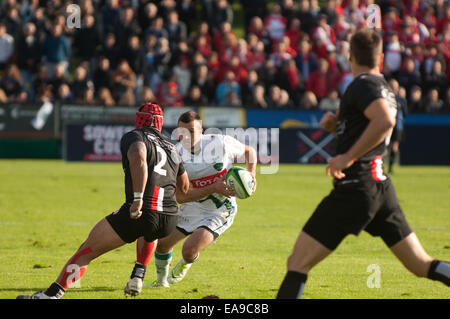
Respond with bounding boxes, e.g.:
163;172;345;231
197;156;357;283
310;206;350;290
287;254;312;274
182;245;199;262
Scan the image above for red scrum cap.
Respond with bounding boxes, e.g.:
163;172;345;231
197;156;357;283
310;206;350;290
135;102;164;131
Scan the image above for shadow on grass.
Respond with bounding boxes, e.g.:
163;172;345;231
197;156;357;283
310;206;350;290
1;287;117;293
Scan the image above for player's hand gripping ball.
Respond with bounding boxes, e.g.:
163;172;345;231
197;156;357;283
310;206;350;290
226;167;255;199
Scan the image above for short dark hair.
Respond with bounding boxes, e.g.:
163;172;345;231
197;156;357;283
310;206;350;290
178;110;200;124
350;29;382;68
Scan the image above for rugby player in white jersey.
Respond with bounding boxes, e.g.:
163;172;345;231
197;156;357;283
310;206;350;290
124;110;257;295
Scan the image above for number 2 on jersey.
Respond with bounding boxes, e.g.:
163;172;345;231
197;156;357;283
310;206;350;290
154;145;167;176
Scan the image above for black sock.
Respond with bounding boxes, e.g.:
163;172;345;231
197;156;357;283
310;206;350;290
131;263;146;279
276;271;308;299
45;282;65;298
428;260;450;287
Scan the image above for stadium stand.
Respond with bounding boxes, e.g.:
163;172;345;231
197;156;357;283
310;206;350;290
0;0;448;112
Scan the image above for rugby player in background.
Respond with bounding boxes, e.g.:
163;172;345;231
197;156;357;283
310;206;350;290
277;29;449;299
124;111;257;296
17;103;189;299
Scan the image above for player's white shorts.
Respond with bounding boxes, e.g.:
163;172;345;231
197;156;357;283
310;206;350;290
176;204;237;239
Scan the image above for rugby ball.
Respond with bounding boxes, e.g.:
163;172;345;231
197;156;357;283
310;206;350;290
226;167;254;199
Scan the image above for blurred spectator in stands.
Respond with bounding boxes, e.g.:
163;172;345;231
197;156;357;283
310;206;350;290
72;66;91;103
265;4;287;43
165;10;187;51
276;60;301;102
423;60;448;100
312;14;336;53
50;64;69;97
29;7;48;42
173;58;192;97
74;15;100;68
177;0;196;35
334;14;351;42
298;0;316;34
55;83;73;104
421;45;440;78
111;59;137;106
0;64;27;102
247;40;266;71
159;0;177;21
154;37;172;72
123;35;145;101
241;0;268;30
408;85;424;113
43;24;71;79
300;91;318;110
320;0;340;25
279;89;294;108
17;22;41;100
269;41;293;67
101;0;121;36
209;0;233;34
0;22;14;70
94;56;112;92
306;58;337;100
81;88;96;105
158;81;184;107
436;5;450;34
425;88;444;113
336;40;351;72
222;55;248;86
266;85;283;108
397;57;422;96
192;64;215;103
138;86;156;106
116;7;141;51
98;33;120;70
4;6;21;39
248;84;268;108
34;65;52;102
242;70;259;105
248;16;268;46
284;18;302;54
382;7;401;35
145;17;169;41
185;85;208;106
295;38;318;83
280;0;297;25
138;2;158;32
259;60;278;89
216;70;241;105
319;90;340;111
98;87;115;106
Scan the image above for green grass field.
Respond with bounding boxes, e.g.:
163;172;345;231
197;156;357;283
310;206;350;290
0;160;448;299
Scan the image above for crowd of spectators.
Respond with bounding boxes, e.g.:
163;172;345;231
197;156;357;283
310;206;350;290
0;0;449;113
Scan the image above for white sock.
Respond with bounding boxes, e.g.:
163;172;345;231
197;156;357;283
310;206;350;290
154;251;172;283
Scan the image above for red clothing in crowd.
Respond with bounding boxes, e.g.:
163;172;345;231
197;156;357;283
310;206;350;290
306;70;337;99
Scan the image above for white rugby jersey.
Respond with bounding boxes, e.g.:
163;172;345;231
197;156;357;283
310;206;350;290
176;134;246;213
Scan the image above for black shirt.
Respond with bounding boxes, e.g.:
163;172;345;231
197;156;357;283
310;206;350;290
120;127;185;214
336;73;398;180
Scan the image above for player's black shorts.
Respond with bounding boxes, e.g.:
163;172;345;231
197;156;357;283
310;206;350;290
106;204;178;243
302;178;412;250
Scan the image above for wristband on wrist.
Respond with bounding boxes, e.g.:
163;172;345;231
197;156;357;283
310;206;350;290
134;192;144;201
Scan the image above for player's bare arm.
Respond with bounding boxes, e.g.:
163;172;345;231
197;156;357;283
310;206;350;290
176;175;234;204
244;144;257;191
327;98;395;179
127;141;148;219
176;171;190;197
